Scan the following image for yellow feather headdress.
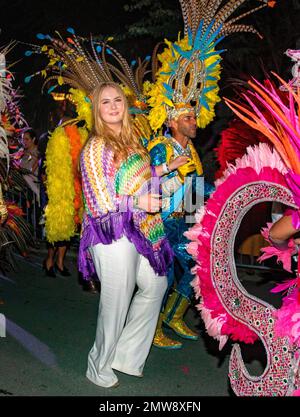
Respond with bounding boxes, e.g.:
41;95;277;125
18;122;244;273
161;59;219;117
147;0;275;131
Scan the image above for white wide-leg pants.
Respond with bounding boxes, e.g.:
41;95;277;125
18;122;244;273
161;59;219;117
86;236;167;388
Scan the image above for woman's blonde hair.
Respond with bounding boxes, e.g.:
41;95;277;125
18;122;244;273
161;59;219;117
91;82;148;161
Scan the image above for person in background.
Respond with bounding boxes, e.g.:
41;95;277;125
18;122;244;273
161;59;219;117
41;112;72;278
20;128;40;205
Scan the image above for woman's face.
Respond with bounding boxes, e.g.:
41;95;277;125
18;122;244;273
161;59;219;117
98;86;125;131
22;132;35;150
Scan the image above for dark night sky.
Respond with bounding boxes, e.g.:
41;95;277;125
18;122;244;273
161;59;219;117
1;0;144;78
1;0;130;43
0;0;149;129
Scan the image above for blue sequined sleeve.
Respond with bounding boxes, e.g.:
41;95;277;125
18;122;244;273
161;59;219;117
149;143;167;166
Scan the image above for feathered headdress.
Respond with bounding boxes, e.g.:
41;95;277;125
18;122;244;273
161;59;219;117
25;29;154;138
147;0;276;131
25;29;153;108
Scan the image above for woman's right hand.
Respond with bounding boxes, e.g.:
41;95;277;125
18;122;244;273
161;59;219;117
134;193;161;213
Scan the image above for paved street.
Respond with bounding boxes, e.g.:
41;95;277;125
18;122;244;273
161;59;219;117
0;244;284;397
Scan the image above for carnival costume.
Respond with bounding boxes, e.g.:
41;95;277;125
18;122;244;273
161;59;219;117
186;48;300;395
0;44;34;271
26;25;176;387
79;135;172;386
25;29;152;245
147;0;274;349
149;135;204;348
26;2;275;362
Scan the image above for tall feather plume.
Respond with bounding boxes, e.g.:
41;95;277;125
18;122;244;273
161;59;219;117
225;75;300;174
179;0;192;37
38;32;148;98
151;42;164;82
214;0;246;25
202;1;223;32
219;24;260;38
191;0;200;36
98;42;140;96
70;34;105;89
212;2;267;35
179;1;271;41
46;38;106;93
90;36;109;78
224;4;269;27
135;58;151;93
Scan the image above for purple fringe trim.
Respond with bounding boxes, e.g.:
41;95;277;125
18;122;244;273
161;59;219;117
78;211;173;280
150;164;158;177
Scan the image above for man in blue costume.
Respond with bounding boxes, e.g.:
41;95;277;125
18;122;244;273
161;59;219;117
148;107;207;349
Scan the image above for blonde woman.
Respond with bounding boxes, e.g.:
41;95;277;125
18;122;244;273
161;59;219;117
79;82;178;388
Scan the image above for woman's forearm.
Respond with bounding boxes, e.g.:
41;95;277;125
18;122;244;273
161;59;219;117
269;214;299;241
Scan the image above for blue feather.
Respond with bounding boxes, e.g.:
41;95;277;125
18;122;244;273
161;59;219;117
162;83;173;94
96;45;102;53
47;85;57;94
67;27;75;35
201;19;215;45
173;44;192;60
25;51;33;57
24;76;32;84
206;58;222;70
200;97;210;111
205;24;222;47
129;107;147;115
169;62;178;71
200;49;225;60
163;92;173;100
202;85;217;93
36;33;45;40
214;35;225;48
194;21;204;50
205;75;218;81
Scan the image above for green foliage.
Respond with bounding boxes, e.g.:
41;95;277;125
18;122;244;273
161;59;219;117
122;0;181;40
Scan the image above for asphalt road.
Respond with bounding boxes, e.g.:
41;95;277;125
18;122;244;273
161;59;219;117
0;245;285;397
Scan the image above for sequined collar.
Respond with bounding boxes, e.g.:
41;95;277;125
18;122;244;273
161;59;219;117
170;137;192;157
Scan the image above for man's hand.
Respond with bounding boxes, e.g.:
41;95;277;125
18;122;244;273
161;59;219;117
177;159;196;180
168;156;190;171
